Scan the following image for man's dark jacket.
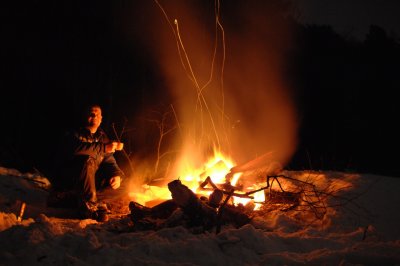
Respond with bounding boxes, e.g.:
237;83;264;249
51;127;124;191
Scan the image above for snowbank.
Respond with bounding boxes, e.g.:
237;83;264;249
0;167;399;265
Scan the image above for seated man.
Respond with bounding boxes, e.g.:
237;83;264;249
47;104;125;221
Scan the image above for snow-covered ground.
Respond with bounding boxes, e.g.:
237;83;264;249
0;166;399;265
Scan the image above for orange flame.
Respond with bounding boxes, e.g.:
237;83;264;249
129;150;267;209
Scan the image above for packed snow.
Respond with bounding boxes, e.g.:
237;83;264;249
0;166;399;265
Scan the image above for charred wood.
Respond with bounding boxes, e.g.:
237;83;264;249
129;200;178;222
129;179;252;233
168;179;217;230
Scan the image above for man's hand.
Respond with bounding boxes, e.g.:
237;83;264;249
109;176;121;189
105;142;118;153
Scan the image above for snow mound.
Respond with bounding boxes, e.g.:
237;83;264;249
0;167;399;265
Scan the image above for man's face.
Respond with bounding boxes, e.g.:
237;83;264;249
87;106;102;129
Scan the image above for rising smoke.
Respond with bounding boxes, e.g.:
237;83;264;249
120;0;298;181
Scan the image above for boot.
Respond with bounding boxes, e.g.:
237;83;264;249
78;201;109;222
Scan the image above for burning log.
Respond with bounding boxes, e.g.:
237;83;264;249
208;188;223;208
168;179;252;231
128;179;252;233
129;200;178;220
168;179;217;230
128;180;217;231
127;169;362;232
199;176;252;200
225;152;281;181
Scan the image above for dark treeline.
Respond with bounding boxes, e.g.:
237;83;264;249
1;1;399;177
287;23;400;176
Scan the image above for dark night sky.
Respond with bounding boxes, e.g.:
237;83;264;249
297;0;400;40
1;0;400;177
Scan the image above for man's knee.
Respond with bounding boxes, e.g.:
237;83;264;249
74;156;98;172
83;156;96;167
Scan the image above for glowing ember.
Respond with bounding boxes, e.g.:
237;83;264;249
129;185;171;206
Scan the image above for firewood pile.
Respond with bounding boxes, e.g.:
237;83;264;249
129;174;306;234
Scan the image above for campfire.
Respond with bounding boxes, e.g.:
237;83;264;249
121;1;347;234
126;151;322;234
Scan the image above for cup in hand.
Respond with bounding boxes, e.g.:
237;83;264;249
115;142;124;151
